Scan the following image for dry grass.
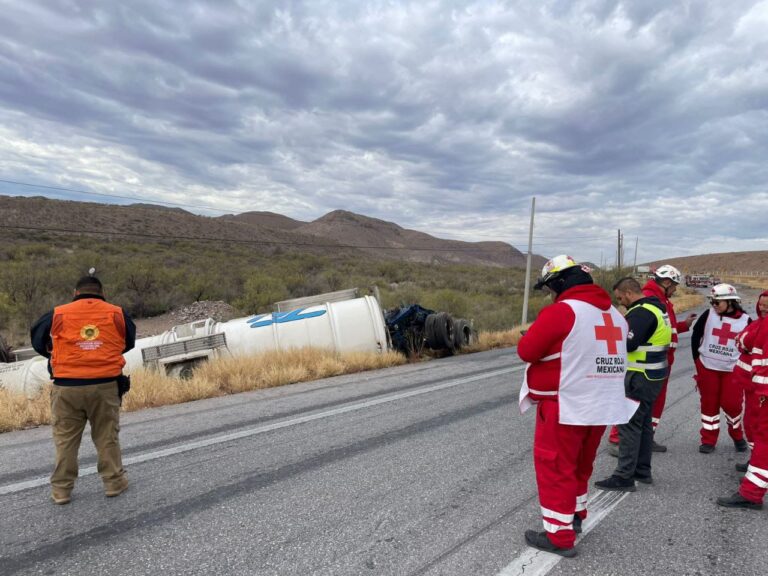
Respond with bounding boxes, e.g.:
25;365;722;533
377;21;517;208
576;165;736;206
0;348;406;432
671;291;706;313
461;325;530;353
0;387;51;433
720;276;768;290
123;348;406;411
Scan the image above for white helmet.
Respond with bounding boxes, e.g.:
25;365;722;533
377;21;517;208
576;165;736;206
710;283;740;301
654;264;682;285
534;255;580;289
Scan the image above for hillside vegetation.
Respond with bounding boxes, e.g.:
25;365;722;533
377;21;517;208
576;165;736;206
0;233;551;346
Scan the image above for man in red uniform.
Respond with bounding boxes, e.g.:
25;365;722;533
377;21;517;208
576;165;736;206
717;290;768;510
518;256;637;557
31;274;136;505
608;264;697;454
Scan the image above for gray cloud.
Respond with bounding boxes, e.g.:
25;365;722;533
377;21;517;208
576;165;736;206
0;0;767;263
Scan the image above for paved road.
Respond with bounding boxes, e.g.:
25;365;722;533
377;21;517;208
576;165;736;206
1;327;766;575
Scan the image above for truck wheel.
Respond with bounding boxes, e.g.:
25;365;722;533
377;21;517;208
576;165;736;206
453;319;471;349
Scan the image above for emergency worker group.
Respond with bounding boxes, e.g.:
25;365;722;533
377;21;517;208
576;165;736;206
518;255;768;558
23;265;768;562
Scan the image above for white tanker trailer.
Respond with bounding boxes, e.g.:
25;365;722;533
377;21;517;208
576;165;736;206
0;295;390;398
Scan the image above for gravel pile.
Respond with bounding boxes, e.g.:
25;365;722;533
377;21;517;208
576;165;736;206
135;301;242;337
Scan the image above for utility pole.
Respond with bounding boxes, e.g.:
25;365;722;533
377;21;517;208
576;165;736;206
522;196;536;325
617;229;622;269
633;236;639;274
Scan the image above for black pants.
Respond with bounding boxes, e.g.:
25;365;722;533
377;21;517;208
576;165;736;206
615;372;663;479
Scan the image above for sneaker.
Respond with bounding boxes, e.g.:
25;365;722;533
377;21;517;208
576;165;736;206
716;491;763;510
608;443;619;458
733;439;749;452
573;515;583;534
699;444;715;454
632;474;653;485
524;530;578;558
51;493;71;505
105;479;129;498
594;475;637;492
735;461;749;473
651;440;667;453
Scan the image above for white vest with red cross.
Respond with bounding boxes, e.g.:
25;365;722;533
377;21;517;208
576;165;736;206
517;300;637;427
699;312;750;372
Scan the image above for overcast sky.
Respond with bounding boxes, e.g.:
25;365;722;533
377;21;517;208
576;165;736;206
1;0;767;265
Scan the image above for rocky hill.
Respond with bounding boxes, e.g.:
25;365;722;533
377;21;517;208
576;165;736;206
0;195;541;268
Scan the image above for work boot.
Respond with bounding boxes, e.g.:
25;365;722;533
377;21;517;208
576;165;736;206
651;440;667;453
735;461;749;473
733;439;749;452
572;515;583;534
51;492;71;505
105;478;129;498
716;491;763;510
594;475;636;492
608;442;619;458
524;530;577;558
699;444;715;454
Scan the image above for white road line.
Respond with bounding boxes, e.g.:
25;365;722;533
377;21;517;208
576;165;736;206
0;365;523;496
496;490;630;576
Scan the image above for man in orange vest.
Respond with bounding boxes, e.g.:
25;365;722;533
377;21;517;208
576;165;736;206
31;274;136;505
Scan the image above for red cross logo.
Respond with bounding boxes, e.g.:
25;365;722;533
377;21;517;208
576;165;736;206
595;313;623;355
712;322;738;345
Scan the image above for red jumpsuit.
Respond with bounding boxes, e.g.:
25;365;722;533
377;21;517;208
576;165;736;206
733;292;768;447
518;284;636;549
738;313;768;504
692;308;750;446
609;279;689;443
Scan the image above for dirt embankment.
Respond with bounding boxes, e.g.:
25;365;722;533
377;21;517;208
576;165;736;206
133;301;242;338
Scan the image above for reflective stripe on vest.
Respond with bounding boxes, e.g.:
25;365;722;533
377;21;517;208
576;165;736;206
626;302;672;380
51;298;127;379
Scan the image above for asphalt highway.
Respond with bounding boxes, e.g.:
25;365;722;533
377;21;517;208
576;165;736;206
1;327;766;576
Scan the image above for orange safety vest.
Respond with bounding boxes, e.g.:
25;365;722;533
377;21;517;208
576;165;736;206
50;298;127;379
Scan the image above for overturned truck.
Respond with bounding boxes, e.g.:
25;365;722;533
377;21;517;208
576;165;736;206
0;289;474;397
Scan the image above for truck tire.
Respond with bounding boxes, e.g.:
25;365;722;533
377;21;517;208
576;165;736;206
453;319;472;349
424;314;441;349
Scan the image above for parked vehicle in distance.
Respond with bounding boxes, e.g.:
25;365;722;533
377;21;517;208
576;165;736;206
684;274;716;288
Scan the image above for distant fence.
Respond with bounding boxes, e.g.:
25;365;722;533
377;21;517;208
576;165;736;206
681;270;768;277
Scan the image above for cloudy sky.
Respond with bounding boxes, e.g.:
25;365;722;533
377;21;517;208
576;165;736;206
1;0;767;265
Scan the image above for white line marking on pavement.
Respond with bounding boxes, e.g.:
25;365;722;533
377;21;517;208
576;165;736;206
0;365;523;496
496;490;630;576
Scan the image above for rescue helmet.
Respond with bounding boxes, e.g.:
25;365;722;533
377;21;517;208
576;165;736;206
654;264;682;285
709;283;740;301
534;255;579;290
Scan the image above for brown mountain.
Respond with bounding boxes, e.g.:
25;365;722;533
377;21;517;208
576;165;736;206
221;211;305;231
0;195;539;268
295;210;537;267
